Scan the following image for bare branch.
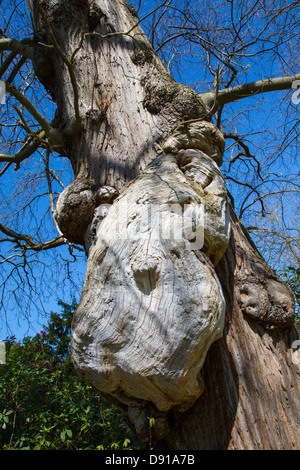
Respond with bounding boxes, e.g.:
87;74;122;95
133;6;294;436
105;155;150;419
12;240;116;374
0;37;33;60
0;50;17;79
224;132;262;179
0;222;66;252
83;0;172;43
224;175;266;218
200;73;300;111
6;56;27;84
0;130;45;167
5;83;63;146
0;163;12;177
42;150;65;236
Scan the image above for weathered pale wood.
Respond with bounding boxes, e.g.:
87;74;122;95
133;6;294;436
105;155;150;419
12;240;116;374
71;147;231;417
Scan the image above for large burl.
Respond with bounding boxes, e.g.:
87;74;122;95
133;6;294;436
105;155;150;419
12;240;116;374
69;122;231;421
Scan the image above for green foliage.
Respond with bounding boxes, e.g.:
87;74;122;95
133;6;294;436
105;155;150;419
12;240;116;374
278;266;300;333
0;301;143;450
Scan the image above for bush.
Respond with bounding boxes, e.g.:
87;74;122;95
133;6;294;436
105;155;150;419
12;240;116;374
0;301;143;450
279;267;300;334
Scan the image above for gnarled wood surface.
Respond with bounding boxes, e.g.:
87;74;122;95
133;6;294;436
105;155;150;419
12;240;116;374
71;147;230;416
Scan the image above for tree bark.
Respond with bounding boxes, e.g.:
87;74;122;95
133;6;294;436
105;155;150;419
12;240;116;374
164;209;300;450
27;0;300;450
27;0;207;191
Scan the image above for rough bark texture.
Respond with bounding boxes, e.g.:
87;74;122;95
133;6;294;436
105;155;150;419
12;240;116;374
163;210;299;450
27;0;300;450
27;0;207;191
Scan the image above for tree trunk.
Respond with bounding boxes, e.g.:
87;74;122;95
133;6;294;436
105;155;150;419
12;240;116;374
27;0;300;450
164;209;300;450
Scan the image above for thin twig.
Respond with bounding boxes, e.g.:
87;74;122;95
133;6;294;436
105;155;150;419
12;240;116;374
6;83;62;146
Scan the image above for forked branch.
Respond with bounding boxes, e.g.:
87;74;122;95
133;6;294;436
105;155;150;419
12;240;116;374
0;130;46;167
0;37;33;60
5;83;63;147
0;222;66;252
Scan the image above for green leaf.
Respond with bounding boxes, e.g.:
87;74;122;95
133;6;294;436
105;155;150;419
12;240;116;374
0;300;142;450
148;417;155;428
123;438;131;448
